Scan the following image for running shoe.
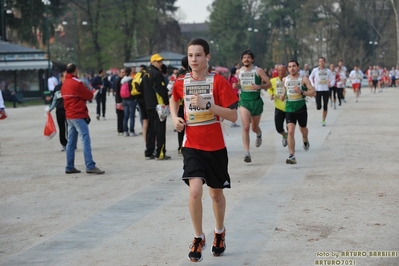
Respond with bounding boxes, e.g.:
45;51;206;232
321;121;326;127
282;135;288;147
255;130;262;147
188;236;206;262
212;229;226;257
244;153;251;163
303;141;310;151
286;154;297;164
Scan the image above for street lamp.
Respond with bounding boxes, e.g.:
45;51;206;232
247;26;259;52
315;32;327;57
1;0;12;41
42;0;51;85
61;18;87;66
209;40;219;65
369;40;378;65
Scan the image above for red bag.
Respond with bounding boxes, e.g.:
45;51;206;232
0;109;7;120
44;112;57;139
115;103;124;110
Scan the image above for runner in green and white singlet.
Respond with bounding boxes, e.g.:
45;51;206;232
236;50;270;163
281;60;315;164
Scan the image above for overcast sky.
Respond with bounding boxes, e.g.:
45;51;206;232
175;0;213;23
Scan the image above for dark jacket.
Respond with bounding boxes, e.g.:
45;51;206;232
49;83;65;110
142;64;169;109
114;76;123;103
92;75;110;94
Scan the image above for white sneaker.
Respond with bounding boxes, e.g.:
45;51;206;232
255;130;262;147
282;135;287;147
286;154;297;164
123;132;129;137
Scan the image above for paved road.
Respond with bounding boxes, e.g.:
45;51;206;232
1;87;398;266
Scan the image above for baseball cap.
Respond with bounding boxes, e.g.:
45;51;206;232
150;53;164;62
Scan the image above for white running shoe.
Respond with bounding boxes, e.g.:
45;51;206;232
255;130;262;147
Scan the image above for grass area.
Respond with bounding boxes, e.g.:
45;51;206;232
4;98;47;108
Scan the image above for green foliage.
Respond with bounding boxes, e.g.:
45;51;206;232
6;0;66;46
208;0;251;66
5;0;397;71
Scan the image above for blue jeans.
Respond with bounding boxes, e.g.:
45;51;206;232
122;99;137;133
66;118;96;171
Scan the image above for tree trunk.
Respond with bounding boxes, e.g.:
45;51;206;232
391;0;399;66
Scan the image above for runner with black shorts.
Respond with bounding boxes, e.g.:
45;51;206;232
281;60;316;164
268;64;288;147
170;38;239;263
309;57;334;126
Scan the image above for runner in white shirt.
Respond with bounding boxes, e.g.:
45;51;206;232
335;65;346;106
366;65;373;92
389;67;396;87
371;65;380;93
349;65;363;102
337;60;347;102
309;57;334;126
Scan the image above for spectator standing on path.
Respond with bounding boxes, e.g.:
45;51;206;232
142;54;170;160
268;64;288;147
48;72;68;151
121;67;139;137
228;67;240;128
281;60;316;164
349;65;363;102
309;57;334;126
169;38;238;262
47;72;58;92
92;69;110;120
61;63;104;175
114;68;125;136
135;65;149;146
175;56;189;155
236;50;271;163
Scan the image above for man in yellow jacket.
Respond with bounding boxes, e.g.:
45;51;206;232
268;64;288;147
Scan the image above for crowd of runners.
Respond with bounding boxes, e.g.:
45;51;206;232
16;37;397;263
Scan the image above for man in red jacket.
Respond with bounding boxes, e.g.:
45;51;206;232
61;63;105;174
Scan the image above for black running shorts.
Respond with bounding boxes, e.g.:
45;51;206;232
285;105;308;128
182;147;231;189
